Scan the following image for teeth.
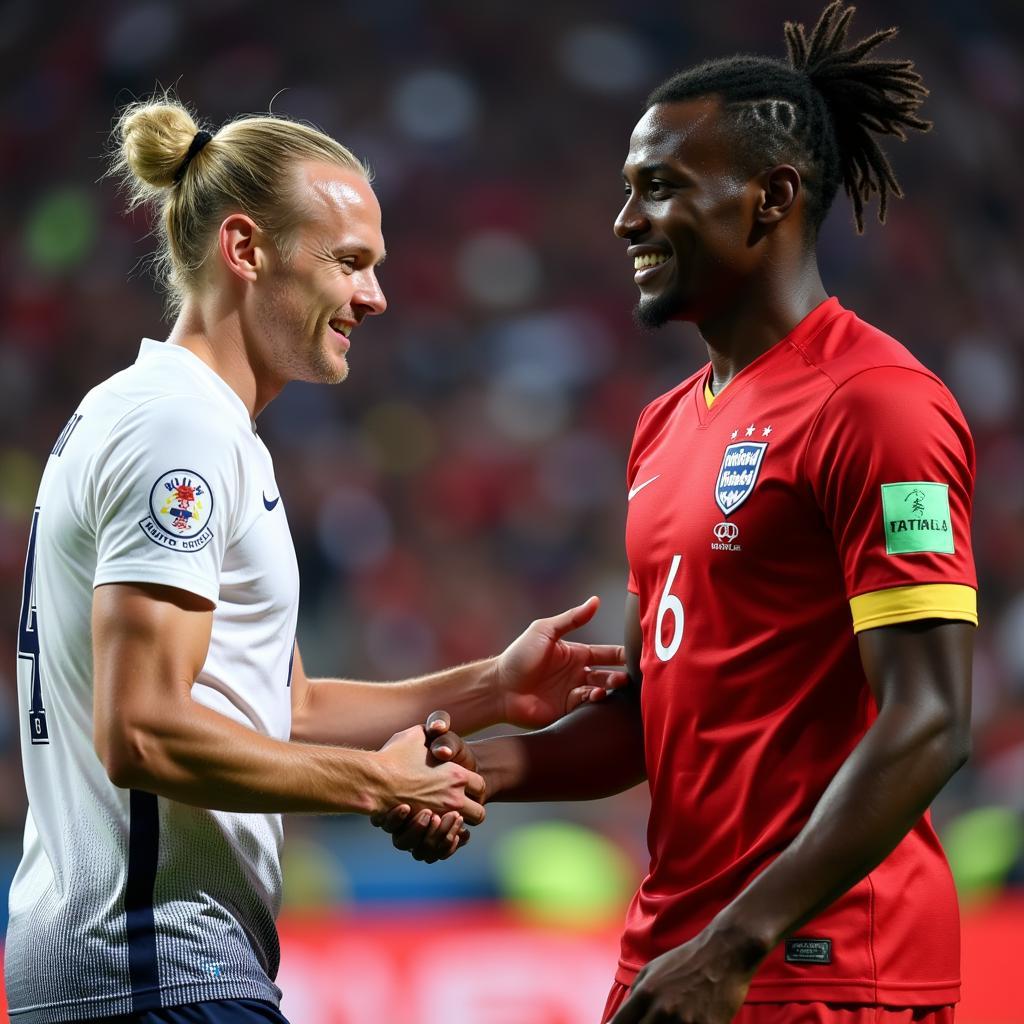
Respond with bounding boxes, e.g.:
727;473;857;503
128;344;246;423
329;321;352;337
634;253;669;270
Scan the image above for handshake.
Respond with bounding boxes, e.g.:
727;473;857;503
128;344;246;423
369;710;482;863
360;594;630;861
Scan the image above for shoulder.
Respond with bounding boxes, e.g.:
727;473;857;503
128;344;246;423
796;304;943;393
794;305;966;430
104;391;245;454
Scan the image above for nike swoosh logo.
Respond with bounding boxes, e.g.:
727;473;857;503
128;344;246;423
263;492;280;511
628;475;660;501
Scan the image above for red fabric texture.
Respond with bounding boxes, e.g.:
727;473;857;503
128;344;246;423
619;298;976;1004
600;981;955;1024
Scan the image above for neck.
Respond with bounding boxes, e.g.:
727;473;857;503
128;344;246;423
699;261;829;392
165;299;283;419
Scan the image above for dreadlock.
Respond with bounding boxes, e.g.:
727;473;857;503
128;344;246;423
647;2;931;233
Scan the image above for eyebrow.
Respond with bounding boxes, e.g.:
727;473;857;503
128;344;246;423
622;161;691;181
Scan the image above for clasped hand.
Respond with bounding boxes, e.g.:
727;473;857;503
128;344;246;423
370;596;626;861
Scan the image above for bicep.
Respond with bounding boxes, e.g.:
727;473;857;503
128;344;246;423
856;620;973;734
92;582;213;771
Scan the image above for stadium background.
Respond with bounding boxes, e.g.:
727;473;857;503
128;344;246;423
1;0;1022;1020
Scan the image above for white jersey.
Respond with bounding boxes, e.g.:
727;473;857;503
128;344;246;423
7;340;300;1022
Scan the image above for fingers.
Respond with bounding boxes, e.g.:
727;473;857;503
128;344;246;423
383;809;470;863
583;669;630;690
565;671;631;713
429;729;472;766
543;595;600;639
458;788;487;826
579;642;627;667
370;804;411;831
425;709;451;735
462;765;486;801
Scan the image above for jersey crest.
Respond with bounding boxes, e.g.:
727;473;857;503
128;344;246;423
139;469;214;551
715;441;768;516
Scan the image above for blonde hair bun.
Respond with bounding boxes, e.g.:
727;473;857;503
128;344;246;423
118;99;202;191
107;90;367;315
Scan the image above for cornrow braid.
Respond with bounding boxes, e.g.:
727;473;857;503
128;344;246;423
785;2;931;231
646;1;931;234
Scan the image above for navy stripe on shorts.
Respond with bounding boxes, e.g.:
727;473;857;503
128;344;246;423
86;998;290;1023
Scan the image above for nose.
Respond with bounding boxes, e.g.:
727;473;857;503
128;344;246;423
614;192;648;240
353;269;387;317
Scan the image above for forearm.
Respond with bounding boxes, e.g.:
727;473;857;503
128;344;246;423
100;694;387;814
474;688;646;802
711;703;968;957
292;658;501;748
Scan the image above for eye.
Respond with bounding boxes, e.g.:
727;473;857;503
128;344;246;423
648;179;674;198
337;257;357;274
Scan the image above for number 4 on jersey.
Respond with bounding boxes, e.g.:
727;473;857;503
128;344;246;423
18;508;49;744
655;554;685;662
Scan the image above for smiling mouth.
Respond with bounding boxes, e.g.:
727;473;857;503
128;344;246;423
633;253;670;271
633;252;672;283
328;318;352;338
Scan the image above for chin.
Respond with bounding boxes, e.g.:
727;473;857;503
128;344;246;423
634;290;686;330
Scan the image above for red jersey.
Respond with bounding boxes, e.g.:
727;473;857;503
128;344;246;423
620;298;977;1005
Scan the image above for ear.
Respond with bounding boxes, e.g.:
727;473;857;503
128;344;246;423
756;165;801;226
217;214;265;284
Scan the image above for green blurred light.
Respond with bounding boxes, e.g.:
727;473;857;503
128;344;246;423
494;820;635;928
943;806;1024;901
281;835;349;914
24;188;98;272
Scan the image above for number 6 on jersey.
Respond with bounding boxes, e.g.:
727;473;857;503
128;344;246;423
655;554;684;662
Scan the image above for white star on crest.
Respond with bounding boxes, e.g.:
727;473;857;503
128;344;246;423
745;424;755;437
731;429;738;440
762;425;772;436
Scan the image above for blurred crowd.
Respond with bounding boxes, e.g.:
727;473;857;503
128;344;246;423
1;0;1022;924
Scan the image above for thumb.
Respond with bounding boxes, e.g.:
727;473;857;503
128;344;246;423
425;709;451;735
545;595;600;639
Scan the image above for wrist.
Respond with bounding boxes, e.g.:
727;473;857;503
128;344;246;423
705;906;780;971
476;655;507;727
351;749;391;817
470;736;522;802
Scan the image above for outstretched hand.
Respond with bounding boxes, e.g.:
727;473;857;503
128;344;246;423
371;711;475;863
497;596;628;729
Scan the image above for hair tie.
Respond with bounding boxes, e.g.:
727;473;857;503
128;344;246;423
173;130;213;184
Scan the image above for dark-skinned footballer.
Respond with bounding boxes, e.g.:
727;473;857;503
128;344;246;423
375;5;976;1024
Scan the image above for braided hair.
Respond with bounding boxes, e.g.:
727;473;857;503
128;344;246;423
647;2;931;233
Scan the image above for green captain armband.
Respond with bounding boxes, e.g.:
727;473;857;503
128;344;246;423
881;482;954;555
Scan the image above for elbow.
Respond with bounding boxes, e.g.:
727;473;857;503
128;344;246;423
949;727;971;775
927;715;971;782
95;724;160;790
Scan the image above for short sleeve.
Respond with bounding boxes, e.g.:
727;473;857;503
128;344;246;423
89;396;244;605
804;367;977;632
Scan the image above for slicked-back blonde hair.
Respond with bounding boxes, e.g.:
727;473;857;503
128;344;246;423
109;93;369;315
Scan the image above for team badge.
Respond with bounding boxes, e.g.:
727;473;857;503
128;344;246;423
138;470;214;552
715;441;768;516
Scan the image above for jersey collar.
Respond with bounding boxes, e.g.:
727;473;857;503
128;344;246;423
694;297;844;427
137;339;255;431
